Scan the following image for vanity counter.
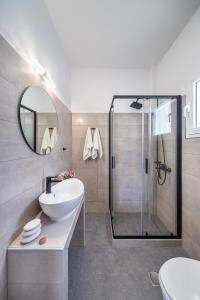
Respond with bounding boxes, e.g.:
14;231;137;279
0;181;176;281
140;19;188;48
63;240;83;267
9;196;85;250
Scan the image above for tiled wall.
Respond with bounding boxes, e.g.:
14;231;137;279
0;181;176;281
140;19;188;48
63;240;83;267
72;113;108;213
0;35;72;299
153;98;200;257
182;104;200;259
112;108;179;235
155;100;177;234
114;113;147;212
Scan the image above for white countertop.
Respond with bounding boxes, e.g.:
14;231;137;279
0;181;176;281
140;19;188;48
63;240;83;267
8;196;84;251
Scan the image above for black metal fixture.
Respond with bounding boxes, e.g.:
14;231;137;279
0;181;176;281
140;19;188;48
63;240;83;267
154;161;171;185
155;133;171;186
130;97;143;110
46;176;62;194
18;86;58;156
109;95;182;240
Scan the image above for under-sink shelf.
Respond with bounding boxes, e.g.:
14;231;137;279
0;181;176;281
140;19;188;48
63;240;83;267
8;197;85;300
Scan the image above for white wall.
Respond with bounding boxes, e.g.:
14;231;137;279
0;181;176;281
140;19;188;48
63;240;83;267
22;86;56;113
155;7;200;96
71;68;151;112
0;0;71;109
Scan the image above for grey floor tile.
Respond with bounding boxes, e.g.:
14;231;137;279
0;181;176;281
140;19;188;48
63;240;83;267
113;212;169;236
69;213;187;300
85;213;111;245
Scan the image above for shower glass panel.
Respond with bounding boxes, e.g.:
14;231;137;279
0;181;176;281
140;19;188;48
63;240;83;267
109;95;181;239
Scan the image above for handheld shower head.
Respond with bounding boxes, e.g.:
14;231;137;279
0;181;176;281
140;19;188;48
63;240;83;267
130;98;143;110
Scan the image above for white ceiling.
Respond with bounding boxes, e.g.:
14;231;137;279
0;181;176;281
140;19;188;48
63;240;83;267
45;0;200;68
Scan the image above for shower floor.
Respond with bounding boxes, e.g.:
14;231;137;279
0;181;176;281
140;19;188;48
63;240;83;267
113;212;170;236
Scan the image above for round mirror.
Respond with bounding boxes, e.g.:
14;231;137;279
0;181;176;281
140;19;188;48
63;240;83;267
18;86;58;155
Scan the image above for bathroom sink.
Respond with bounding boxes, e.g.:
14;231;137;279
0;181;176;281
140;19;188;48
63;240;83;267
39;178;84;221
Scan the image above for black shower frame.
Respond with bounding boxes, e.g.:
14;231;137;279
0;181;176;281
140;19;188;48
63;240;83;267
109;95;182;240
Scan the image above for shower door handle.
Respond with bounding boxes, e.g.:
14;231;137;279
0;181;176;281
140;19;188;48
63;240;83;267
145;158;148;174
112;156;115;169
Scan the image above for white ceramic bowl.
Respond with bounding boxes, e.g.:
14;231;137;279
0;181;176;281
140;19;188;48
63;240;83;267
39;178;84;221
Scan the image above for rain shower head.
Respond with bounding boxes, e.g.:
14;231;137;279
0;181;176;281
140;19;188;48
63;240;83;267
130;98;143;110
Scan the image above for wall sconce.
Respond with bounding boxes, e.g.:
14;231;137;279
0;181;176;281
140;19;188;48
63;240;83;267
31;59;56;91
42;72;56;90
32;60;45;76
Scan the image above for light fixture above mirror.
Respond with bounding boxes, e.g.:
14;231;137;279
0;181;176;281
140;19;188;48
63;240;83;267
30;59;56;91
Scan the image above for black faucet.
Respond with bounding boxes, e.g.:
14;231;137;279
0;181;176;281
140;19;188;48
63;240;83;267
46;176;62;194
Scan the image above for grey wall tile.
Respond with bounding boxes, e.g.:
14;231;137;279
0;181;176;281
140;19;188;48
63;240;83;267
114;113;144;213
0;157;43;205
0;34;72;298
0;120;33;161
72;113;108;213
0;77;18;123
0;183;42;247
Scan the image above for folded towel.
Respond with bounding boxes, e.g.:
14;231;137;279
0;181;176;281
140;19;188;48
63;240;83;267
49;127;58;149
91;128;103;159
40;128;51;154
83;128;93;160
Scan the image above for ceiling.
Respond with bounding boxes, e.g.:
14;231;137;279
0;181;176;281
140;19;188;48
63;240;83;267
45;0;200;68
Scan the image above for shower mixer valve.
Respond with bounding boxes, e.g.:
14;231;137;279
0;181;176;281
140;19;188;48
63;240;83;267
154;161;171;179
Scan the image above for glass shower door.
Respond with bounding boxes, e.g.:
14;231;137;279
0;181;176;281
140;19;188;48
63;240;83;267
142;98;158;236
110;98;145;237
109;106;115;219
144;98;178;236
109;95;180;239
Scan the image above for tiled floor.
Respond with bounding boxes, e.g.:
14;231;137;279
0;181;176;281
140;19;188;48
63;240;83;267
113;212;170;236
69;213;187;300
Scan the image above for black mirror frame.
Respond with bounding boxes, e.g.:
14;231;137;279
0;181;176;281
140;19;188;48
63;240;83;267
18;85;58;155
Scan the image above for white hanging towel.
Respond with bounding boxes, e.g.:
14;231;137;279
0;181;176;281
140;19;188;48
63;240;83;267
40;128;51;154
83;128;93;160
49;127;58;149
91;128;103;159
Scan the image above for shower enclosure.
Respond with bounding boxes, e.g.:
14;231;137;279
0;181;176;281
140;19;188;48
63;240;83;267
109;95;182;239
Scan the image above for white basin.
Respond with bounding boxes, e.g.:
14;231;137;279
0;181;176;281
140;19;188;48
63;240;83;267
39;178;84;221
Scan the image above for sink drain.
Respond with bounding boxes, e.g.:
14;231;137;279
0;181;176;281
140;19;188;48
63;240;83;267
148;271;160;287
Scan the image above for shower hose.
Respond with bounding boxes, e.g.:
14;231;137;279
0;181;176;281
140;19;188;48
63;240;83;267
156;134;168;186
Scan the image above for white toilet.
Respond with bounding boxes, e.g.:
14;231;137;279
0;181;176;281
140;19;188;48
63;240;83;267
159;257;200;300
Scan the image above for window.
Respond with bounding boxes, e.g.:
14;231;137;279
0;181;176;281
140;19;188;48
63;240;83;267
185;78;200;138
153;102;171;136
193;78;200;128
